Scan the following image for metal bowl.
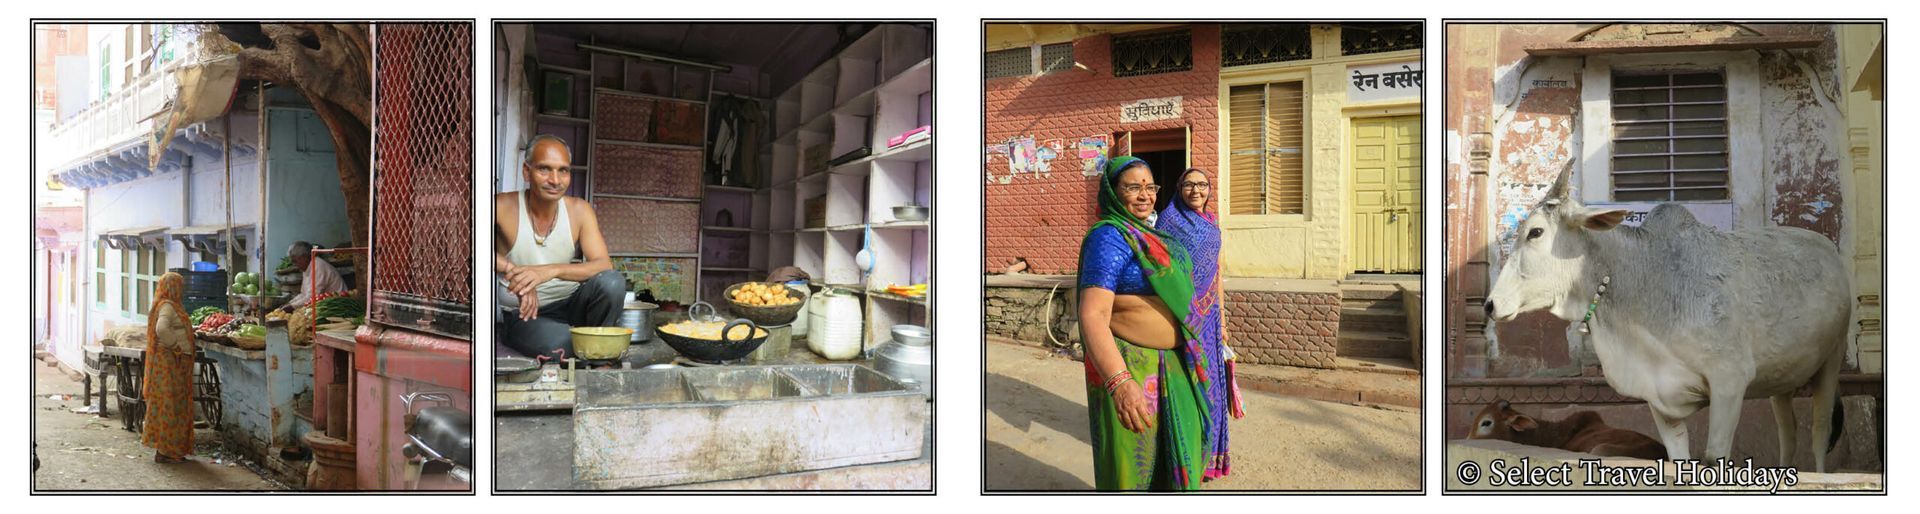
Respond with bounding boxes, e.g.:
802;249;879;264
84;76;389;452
657;318;769;363
570;326;634;361
891;205;929;222
890;324;931;346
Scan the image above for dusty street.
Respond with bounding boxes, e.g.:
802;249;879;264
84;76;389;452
32;359;285;491
985;341;1421;491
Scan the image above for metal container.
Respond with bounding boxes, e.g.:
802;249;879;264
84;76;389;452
891;205;930;222
873;325;931;390
572;365;927;489
571;327;634;361
748;324;792;363
619;301;658;342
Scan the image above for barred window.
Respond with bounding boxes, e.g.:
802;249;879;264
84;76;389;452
1340;23;1422;56
1227;81;1306;215
1222;23;1313;67
1112;29;1192;77
1610;70;1729;202
984;47;1031;79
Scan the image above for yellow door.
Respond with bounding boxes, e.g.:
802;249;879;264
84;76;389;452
1349;115;1422;273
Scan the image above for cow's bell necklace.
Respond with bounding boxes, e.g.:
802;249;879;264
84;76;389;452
1579;275;1611;333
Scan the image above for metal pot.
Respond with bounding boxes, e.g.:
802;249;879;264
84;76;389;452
873;324;931;389
621;301;658;342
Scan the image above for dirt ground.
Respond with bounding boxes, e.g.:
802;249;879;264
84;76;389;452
32;360;285;491
985;341;1421;491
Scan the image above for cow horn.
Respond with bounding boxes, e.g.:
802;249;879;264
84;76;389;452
1543;160;1576;202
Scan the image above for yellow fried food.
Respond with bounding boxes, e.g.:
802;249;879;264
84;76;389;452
661;320;766;340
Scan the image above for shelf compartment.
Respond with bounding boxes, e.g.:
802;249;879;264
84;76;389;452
867;225;928;289
867;159;924;224
823;229;864;286
594;197;701;254
825;173;866;228
793;232;825;280
866;295;928;350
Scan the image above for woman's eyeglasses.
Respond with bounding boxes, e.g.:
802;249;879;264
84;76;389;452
1180;182;1211;192
1120;184;1161;195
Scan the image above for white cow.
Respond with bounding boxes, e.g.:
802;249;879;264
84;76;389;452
1484;164;1850;472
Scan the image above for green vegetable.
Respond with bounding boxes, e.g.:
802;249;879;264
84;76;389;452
234;272;256;287
315;296;366;319
189;306;225;324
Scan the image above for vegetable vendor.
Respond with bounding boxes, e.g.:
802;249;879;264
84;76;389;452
278;240;348;314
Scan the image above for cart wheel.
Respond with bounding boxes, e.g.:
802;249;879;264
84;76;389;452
116;360;144;433
194;357;223;431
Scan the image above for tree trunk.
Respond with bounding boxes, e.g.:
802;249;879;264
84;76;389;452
215;23;372;291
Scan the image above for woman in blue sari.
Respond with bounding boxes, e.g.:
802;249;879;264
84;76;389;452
1077;157;1207;490
1155;167;1245;480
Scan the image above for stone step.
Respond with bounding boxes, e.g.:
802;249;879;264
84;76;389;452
1339;306;1409;334
1341;296;1405;311
1340;284;1404;301
1337;330;1412;359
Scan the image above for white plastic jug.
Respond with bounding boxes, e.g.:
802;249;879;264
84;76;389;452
807;287;863;360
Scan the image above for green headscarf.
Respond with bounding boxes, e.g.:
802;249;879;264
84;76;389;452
1087;156;1197;337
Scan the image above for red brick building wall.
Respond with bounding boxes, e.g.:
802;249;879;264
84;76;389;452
984;25;1222;274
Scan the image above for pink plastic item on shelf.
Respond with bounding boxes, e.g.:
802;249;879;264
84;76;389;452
887;125;931;148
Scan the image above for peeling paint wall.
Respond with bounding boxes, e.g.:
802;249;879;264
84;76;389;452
1445;23;1877;378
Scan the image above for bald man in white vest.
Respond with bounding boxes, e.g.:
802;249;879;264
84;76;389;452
494;134;626;359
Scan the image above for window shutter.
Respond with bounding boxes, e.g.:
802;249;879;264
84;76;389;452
1227;84;1266;215
1227;81;1306;215
1265;82;1306;214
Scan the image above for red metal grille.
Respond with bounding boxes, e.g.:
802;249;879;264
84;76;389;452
370;23;474;308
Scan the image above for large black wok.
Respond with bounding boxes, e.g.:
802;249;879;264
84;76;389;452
656;302;769;362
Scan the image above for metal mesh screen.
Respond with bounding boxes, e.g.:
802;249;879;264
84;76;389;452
984;47;1031;79
369;23;474;328
1039;43;1075;74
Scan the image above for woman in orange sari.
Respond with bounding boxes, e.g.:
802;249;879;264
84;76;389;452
142;272;196;463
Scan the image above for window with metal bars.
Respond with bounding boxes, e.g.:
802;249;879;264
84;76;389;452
1340;23;1422;56
984;47;1031;79
1609;70;1729;202
1222;23;1313;67
1112;29;1193;77
1227;81;1306;215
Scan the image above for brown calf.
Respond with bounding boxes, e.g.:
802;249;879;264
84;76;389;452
1467;400;1667;460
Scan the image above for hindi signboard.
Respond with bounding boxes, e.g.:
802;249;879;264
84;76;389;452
1120;96;1183;123
1347;61;1422;103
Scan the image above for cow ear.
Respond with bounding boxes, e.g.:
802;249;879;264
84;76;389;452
1508;413;1539;432
1580;209;1630;231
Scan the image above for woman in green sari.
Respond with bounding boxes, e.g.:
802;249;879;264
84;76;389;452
1077;156;1208;490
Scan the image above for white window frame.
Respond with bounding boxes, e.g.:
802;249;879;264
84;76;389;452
1218;68;1313;225
1580;51;1764;230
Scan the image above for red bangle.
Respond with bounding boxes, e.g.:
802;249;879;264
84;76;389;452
1104;370;1133;395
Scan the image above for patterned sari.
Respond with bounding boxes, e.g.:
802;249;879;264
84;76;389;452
1157;168;1247;480
141;272;195;460
1078;156;1207;490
